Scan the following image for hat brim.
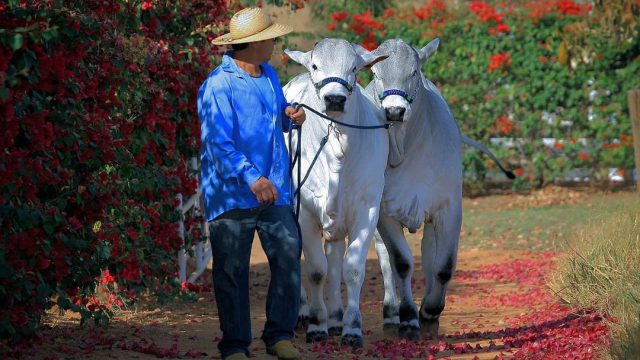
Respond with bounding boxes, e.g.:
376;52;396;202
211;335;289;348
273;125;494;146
211;23;293;45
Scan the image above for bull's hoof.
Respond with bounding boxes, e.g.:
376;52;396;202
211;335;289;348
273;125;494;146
420;318;439;337
340;334;363;348
382;323;399;337
296;315;309;331
328;326;342;336
398;325;420;340
306;330;328;343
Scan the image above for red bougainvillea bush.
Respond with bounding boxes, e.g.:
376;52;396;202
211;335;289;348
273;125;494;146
0;0;228;345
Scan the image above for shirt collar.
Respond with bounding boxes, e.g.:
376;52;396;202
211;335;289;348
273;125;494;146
221;50;270;78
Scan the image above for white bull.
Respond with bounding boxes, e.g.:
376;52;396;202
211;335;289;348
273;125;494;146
364;38;463;340
282;39;388;347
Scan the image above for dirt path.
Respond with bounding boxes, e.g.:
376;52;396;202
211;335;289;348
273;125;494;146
29;234;606;360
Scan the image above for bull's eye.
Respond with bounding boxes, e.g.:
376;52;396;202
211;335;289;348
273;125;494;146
312;64;318;71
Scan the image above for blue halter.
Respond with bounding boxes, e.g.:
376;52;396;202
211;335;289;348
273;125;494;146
378;89;414;104
315;77;354;93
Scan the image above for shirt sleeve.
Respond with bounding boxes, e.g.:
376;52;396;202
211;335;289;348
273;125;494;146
198;78;263;186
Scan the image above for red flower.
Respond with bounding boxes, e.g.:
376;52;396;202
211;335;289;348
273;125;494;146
331;11;349;23
553;141;564;151
414;0;446;20
69;216;83;231
577;152;589;161
101;269;115;284
557;0;591;16
495;115;514;134
514;168;524;176
469;1;502;23
360;31;378;51
489;22;510;35
141;1;153;11
36;254;51;270
350;11;383;35
487;53;511;72
328;22;336;31
121;258;140;282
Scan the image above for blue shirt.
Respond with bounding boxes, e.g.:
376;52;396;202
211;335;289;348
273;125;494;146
197;51;293;221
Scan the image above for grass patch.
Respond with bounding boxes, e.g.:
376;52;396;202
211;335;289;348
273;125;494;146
460;191;637;250
549;196;640;359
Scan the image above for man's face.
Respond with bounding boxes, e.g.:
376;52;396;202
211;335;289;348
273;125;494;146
251;38;276;62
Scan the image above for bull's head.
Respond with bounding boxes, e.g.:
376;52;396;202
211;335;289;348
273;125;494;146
369;38;440;123
285;39;387;115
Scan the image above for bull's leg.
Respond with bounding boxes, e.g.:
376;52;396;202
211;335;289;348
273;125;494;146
374;231;400;332
325;239;345;336
419;207;462;337
340;216;377;348
299;210;329;343
377;213;420;340
297;283;309;331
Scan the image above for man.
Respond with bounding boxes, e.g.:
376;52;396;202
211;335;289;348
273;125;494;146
197;7;305;360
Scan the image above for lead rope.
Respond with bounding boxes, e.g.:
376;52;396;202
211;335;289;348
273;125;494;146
288;102;390;220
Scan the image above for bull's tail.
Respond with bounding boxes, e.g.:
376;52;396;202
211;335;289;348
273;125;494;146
461;134;515;179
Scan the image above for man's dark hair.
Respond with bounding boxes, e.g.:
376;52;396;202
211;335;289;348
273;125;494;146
232;43;249;51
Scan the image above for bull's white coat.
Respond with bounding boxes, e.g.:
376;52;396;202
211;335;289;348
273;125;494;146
364;38;463;337
283;39;389;345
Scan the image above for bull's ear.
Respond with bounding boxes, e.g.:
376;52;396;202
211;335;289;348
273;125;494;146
352;43;388;69
417;38;439;65
284;49;312;69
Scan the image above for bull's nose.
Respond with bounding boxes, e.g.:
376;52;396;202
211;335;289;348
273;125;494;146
324;95;347;105
385;107;406;122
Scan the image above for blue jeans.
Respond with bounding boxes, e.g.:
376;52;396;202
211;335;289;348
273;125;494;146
209;205;301;358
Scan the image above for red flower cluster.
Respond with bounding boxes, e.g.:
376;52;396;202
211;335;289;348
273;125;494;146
469;1;510;35
328;11;349;31
488;53;511;71
556;0;592;16
360;31;378;51
495;115;515;134
349;10;384;35
525;0;592;22
331;11;348;22
413;0;446;20
469;1;503;23
413;0;450;36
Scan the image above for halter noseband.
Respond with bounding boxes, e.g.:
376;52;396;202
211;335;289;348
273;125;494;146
315;77;354;93
378;89;414;104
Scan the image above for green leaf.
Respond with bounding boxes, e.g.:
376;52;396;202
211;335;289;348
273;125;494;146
0;87;8;102
43;221;55;235
57;296;71;309
0;263;14;279
10;33;23;50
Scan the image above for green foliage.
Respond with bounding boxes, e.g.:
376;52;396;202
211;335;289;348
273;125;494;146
323;0;640;190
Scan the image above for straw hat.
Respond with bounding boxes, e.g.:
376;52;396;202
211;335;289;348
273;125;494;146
211;7;293;45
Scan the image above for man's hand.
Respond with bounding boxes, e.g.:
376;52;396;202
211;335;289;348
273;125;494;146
285;105;306;126
250;177;278;205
